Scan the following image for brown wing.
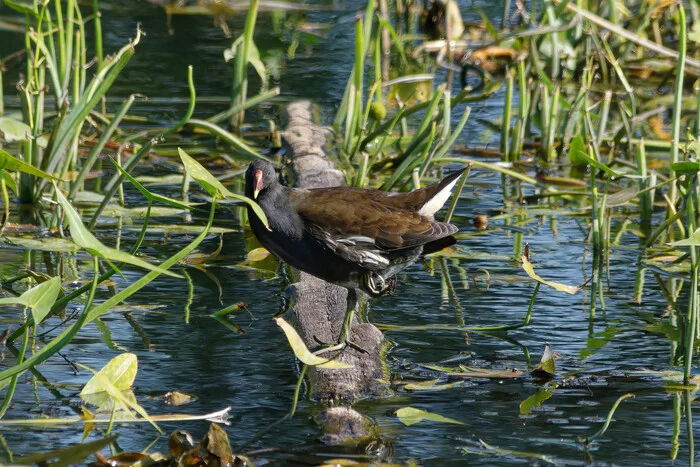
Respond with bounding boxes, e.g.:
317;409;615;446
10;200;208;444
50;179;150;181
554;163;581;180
289;187;456;251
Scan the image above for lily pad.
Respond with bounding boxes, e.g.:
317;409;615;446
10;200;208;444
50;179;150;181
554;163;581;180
395;407;465;426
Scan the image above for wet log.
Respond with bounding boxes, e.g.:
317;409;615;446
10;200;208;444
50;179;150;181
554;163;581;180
280;101;390;442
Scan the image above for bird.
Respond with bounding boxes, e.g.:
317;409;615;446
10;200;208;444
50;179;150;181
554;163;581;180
244;159;464;298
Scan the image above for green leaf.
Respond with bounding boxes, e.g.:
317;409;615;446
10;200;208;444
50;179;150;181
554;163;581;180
0;117;32;142
110;156;195;211
520;385;556;415
79;353;160;432
1;169;17;194
177;147;269;228
421;364;524;378
81;353;138;396
569;135;588;165
47;32;139;168
247;41;268;89
668;228;700;247
0;149;63;181
2;0;39;17
575;149;621;178
531;342;556;377
273;317;353;369
521;256;580;294
54;188;181;278
671;161;700;175
404;379;463;391
2;235;79;252
0;276;61;324
178;147;231;198
395;407;465;426
22;277;62;324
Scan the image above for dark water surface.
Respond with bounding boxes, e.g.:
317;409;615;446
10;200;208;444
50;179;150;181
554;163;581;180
0;1;697;465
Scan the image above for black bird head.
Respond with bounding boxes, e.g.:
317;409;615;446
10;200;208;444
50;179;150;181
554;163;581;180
245;160;279;200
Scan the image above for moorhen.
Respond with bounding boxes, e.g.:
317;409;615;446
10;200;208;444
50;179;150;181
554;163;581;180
244;159;464;297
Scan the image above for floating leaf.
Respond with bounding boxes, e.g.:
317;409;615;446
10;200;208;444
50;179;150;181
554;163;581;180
2;235;80;252
246;247;271;262
178;148;269;228
395;407;464;426
0;276;61;324
422;364;523;379
404;379;462;391
521;256;580;294
55;188;181;278
520;383;557;415
273;317;353;369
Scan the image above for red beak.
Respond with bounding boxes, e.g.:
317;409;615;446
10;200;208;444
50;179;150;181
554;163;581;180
253;169;263;199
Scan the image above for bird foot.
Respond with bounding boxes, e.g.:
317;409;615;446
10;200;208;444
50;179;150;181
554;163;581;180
364;273;397;297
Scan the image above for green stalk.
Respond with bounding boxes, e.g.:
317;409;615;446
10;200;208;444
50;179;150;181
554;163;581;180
0;325;29;419
669;4;686;207
546;85;560;161
62;0;75;93
597;90;612;147
683;182;698;385
90;65;195;230
93;0;104;71
231;0;259;130
353;15;364;138
543;0;560;79
68;95;137;199
334;1;375;127
54;0;66;99
0;201;217;384
513;59;528;159
502;66;513;157
638;139;652;221
207;87;280;124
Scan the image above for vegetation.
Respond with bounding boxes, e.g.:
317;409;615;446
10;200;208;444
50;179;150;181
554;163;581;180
0;0;698;464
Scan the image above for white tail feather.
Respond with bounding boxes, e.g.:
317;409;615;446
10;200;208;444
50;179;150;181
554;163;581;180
418;177;459;216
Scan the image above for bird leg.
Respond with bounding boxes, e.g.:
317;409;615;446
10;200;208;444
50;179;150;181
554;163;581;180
313;288;359;355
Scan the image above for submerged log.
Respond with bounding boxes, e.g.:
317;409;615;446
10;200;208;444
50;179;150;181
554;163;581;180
279;101;390;442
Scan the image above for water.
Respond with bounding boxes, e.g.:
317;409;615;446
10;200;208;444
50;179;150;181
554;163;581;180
0;1;697;465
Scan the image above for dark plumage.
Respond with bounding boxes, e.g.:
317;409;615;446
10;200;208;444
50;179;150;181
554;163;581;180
244;160;463;296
